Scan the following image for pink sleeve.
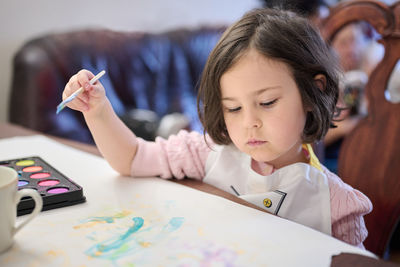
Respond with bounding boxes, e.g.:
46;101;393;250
326;169;373;249
130;130;212;180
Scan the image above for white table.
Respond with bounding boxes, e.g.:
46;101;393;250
0;135;376;266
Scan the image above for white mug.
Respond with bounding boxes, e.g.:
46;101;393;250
0;166;43;253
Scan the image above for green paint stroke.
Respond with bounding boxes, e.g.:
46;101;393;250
80;211;131;224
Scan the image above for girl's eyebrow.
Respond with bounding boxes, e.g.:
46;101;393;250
221;86;282;101
255;86;281;95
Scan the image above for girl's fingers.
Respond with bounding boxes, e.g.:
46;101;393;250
77;70;94;91
88;83;105;98
67;95;89;111
62;70;105;113
78;92;89;103
64;75;87;99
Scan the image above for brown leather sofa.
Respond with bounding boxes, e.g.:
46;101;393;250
9;27;225;143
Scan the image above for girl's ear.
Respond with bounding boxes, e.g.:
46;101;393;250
314;74;327;91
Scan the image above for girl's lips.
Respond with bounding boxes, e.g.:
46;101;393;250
247;140;267;146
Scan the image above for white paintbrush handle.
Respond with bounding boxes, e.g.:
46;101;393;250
56;70;106;114
64;70;106;102
71;70;106;97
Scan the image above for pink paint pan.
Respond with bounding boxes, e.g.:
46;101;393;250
1;156;86;216
30;172;51;179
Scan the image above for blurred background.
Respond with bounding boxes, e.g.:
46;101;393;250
1;0;398;164
0;0;261;123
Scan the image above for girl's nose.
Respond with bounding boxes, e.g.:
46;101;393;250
243;110;262;129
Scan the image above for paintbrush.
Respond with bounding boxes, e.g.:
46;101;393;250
56;70;106;114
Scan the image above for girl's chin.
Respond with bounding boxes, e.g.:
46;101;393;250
247;150;277;163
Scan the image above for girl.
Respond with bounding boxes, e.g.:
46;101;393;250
62;8;372;248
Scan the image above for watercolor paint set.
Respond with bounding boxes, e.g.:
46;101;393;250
0;156;86;216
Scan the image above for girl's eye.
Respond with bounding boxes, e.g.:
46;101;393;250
225;107;241;113
260;99;278;107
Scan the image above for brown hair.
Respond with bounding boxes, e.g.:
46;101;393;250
197;8;340;145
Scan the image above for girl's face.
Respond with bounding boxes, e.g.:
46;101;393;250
220;49;308;168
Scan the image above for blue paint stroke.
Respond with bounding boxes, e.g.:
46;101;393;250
165;217;184;231
85;216;185;262
96;217;144;253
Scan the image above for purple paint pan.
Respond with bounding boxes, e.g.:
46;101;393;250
0;156;86;216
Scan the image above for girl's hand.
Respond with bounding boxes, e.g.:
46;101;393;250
62;69;106;116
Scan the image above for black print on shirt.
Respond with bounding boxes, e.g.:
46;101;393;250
273;190;287;215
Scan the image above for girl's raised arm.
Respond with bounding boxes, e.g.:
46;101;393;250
63;69;139;175
84;99;138;176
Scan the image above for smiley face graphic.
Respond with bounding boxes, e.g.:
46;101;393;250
263;198;272;208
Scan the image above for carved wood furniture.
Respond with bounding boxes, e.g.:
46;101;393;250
322;0;400;258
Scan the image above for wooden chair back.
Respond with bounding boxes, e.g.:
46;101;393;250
321;0;400;257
